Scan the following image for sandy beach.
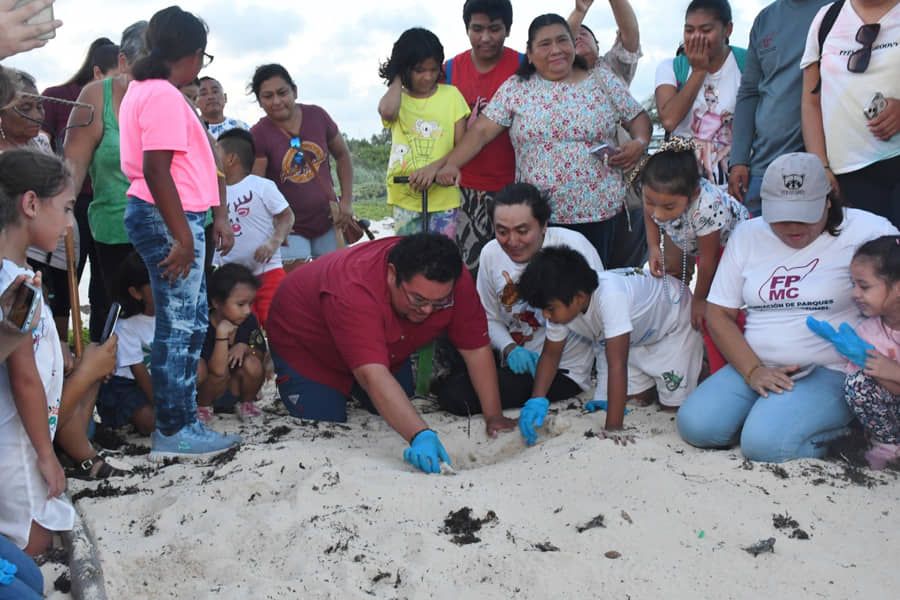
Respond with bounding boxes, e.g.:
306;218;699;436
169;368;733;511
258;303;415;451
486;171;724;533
45;382;899;600
42;218;900;599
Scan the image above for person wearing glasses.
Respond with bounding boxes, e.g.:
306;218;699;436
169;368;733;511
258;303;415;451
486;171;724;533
249;64;354;268
267;233;518;474
800;0;900;227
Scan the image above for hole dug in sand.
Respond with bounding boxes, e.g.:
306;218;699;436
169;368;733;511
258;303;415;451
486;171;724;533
449;414;573;471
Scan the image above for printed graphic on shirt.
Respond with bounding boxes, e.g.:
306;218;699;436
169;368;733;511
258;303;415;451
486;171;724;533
280;140;326;185
756;259;820;305
691;85;733;185
227;189;258;237
662;370;684;392
496;270;542;346
405;119;444;168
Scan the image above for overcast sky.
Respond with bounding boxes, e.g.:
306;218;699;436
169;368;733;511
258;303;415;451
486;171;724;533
5;0;770;138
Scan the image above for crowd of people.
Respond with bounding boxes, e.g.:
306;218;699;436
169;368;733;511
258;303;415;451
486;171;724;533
0;0;898;593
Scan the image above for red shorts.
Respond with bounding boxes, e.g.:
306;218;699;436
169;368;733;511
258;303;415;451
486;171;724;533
253;268;286;328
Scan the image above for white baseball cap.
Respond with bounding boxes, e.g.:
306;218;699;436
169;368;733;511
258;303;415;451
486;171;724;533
761;153;831;224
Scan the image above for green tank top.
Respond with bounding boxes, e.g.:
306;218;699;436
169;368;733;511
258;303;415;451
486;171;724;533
87;77;130;244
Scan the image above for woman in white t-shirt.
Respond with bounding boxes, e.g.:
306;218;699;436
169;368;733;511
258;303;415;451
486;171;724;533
435;182;603;415
655;0;743;186
800;0;900;227
677;153;898;463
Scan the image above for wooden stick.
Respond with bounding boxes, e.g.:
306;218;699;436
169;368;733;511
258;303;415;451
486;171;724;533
64;228;83;358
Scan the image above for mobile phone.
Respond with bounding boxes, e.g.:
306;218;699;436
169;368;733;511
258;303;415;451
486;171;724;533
7;281;41;333
864;92;887;121
13;0;56;41
100;302;121;343
589;143;618;162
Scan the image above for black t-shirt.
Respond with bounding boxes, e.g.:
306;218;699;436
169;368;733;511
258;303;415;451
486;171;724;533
201;314;268;362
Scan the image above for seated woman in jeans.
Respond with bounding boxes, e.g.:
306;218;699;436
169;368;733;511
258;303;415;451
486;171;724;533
677;153;897;463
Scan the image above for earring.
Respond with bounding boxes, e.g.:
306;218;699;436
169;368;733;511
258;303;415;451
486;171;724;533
0;124;5;140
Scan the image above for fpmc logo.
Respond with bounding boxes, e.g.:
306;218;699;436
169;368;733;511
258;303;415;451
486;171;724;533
758;259;819;302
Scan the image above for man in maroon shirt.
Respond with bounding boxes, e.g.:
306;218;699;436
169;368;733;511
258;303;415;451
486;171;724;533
268;233;517;473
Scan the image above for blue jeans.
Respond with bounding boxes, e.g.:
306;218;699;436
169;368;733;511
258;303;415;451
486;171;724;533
124;198;207;435
0;534;42;600
272;351;413;422
677;365;852;463
744;174;763;218
281;230;338;262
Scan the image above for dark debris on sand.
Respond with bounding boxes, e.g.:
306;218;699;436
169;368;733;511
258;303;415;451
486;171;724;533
764;464;790;479
266;425;292;444
71;481;146;502
34;547;67;566
772;513;798;530
576;514;606;533
208;446;240;466
534;541;560;552
441;507;498;545
53;572;71;593
743;537;776;557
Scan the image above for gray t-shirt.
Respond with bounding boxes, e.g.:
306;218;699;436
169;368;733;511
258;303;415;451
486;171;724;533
730;0;833;176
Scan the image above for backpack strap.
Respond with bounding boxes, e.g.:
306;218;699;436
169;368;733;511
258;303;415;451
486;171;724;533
730;46;747;72
673;54;690;90
813;0;845;93
517;52;526;66
444;58;453;85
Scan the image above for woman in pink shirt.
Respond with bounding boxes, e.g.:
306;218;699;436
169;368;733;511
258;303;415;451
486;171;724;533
118;6;239;460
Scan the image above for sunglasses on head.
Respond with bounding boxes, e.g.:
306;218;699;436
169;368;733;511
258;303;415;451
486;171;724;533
847;23;880;74
290;136;305;168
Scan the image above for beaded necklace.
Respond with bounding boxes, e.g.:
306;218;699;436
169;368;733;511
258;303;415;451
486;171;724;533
660;234;689;305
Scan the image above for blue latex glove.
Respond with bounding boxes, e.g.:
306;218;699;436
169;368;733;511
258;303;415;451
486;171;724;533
403;429;451;474
584;400;631;415
519;397;550;446
507;346;539;376
806;316;874;368
0;558;15;584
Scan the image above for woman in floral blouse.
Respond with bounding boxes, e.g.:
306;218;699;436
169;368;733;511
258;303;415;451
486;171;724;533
437;13;651;265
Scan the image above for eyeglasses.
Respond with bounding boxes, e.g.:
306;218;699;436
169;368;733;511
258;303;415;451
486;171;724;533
847;23;880;73
290;136;305;168
201;51;214;68
399;282;454;311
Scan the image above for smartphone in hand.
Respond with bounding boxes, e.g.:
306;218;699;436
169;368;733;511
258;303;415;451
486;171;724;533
100;302;121;343
589;143;618;162
13;0;56;40
7;281;41;332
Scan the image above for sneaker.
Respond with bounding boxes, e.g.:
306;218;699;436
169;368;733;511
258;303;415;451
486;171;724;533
149;421;241;462
238;401;262;421
864;442;900;470
197;405;214;424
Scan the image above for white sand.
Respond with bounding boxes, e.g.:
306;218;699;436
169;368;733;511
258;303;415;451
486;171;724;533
56;217;899;597
63;385;900;600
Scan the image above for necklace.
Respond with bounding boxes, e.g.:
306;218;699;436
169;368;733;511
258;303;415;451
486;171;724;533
660;235;688;305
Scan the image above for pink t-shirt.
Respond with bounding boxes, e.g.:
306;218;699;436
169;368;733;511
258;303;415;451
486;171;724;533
119;79;218;212
846;317;900;373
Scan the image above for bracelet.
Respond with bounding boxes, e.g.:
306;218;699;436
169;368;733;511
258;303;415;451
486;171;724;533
215;337;230;341
409;428;432;445
744;363;763;384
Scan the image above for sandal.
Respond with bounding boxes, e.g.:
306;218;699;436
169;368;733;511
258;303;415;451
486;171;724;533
65;455;129;481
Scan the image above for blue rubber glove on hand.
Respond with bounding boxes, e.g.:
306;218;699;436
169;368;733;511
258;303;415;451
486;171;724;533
507;346;539;376
584;400;631;415
403;429;451;474
806;316;874;368
519;397;550;446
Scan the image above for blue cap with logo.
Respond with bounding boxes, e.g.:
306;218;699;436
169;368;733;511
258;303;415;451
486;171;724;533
761;152;831;224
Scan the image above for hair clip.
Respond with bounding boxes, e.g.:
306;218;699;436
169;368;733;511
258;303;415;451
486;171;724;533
657;136;697;154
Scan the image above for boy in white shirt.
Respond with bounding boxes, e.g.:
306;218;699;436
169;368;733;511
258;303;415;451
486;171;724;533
516;246;702;444
215;129;294;327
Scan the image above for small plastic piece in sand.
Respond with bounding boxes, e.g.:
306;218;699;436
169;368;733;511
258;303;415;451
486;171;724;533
743;537;776;556
604;551;621;559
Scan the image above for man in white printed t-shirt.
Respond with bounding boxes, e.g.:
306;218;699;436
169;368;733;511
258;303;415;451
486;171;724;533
677;152;898;463
198;76;250;139
214;129;294;328
515;247;702;443
435;183;603;416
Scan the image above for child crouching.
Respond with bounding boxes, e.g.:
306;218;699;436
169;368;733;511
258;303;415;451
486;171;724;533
197;264;267;422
